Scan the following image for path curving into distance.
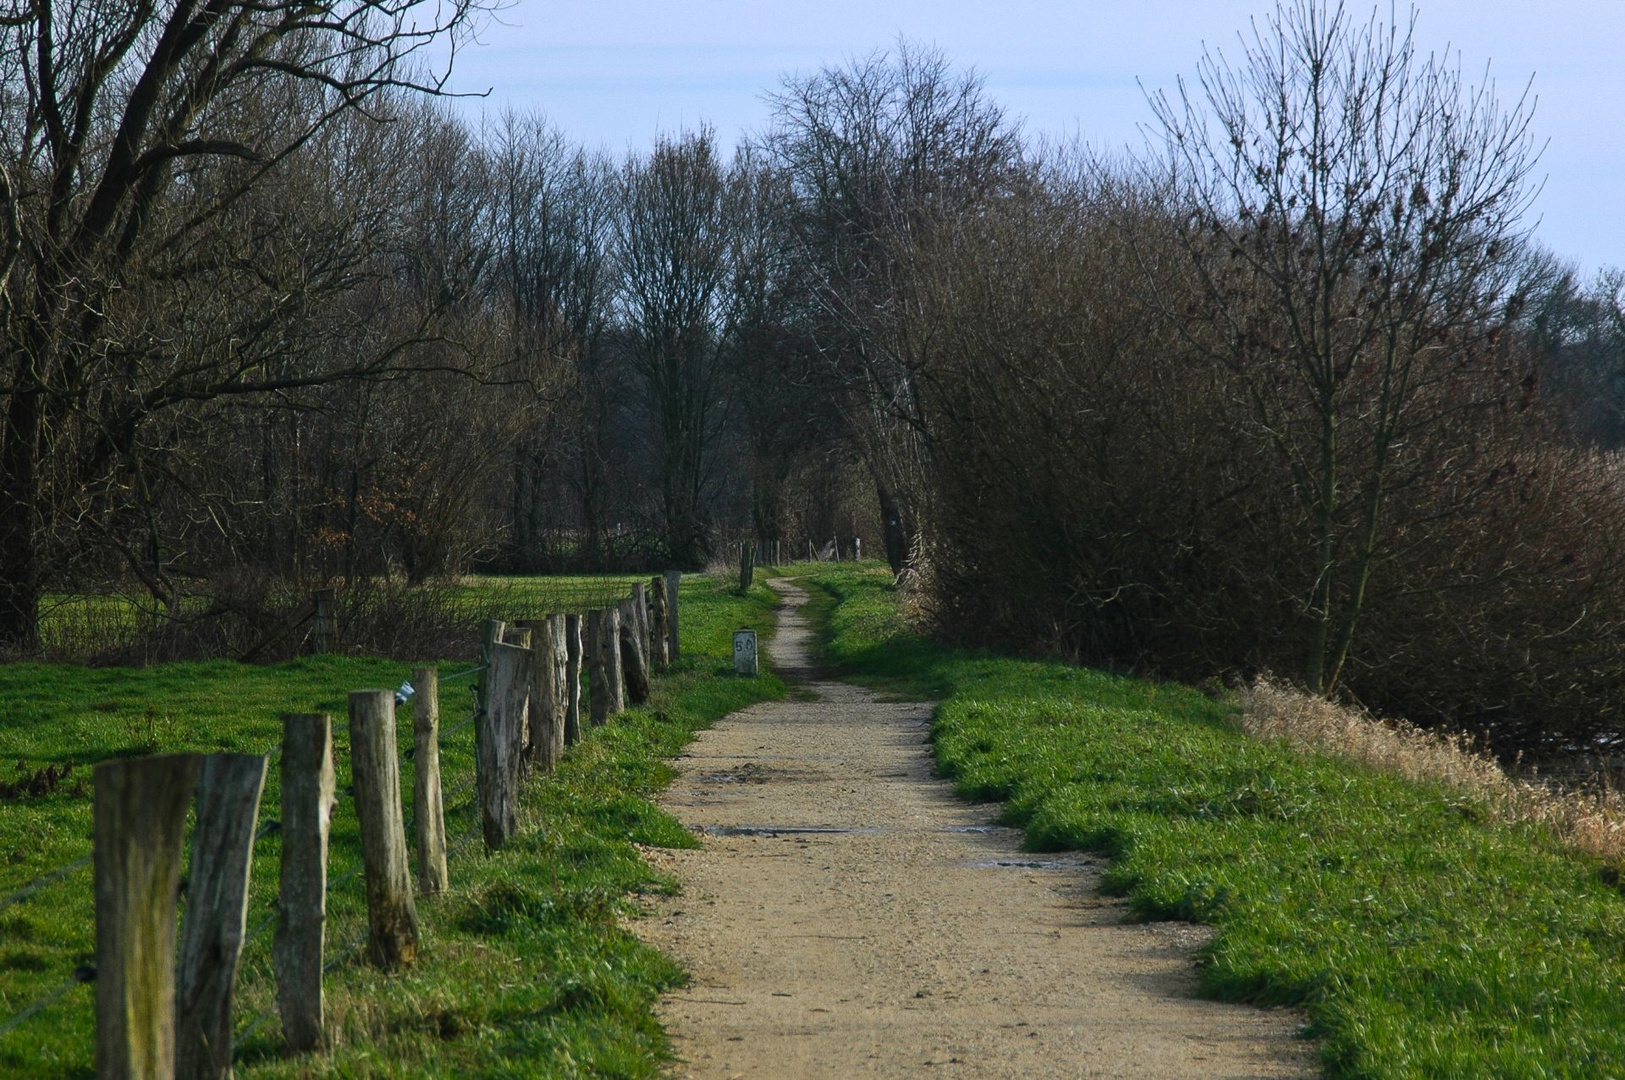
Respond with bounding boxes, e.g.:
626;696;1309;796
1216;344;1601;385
632;579;1313;1079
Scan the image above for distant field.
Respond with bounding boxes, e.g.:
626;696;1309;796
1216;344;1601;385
0;572;786;1077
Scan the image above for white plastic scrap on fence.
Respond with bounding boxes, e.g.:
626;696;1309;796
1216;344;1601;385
394;680;415;705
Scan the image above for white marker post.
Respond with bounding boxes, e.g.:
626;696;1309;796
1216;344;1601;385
733;629;758;677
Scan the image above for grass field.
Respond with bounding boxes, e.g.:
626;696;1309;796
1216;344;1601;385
0;572;785;1077
801;564;1625;1078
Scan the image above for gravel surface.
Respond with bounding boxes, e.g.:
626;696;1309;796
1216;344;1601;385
631;579;1315;1078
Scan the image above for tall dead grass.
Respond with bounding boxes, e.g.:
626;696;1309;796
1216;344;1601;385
1238;677;1625;863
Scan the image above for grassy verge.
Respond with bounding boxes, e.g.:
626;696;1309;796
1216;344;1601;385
801;564;1625;1078
0;573;784;1077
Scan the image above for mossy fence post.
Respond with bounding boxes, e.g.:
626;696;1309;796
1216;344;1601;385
347;690;419;971
274;713;334;1052
176;753;268;1080
93;753;201;1080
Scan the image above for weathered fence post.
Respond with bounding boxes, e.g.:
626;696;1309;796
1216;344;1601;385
94;753;201;1080
411;669;448;895
854;536;862;561
649;576;669;668
479;643;531;849
524;619;561;772
311;588;336;654
275;714;334;1053
664;570;681;663
587;609;624;725
619;595;650;706
564;613;583;745
177;753;268;1080
549;613;569;760
347;690;419;971
506;626;532;649
739;541;755;593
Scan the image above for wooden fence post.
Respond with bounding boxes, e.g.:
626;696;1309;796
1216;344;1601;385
618;596;650;706
649;576;669;668
525;620;561;772
479;643;531;850
177;753;268;1080
564;613;583;745
587;609;624;725
549;613;569;760
739;541;755;592
274;714;334;1053
604;607;625;715
411;669;448;895
347;690;419;971
665;570;681;663
311;588;335;654
94;753;202;1080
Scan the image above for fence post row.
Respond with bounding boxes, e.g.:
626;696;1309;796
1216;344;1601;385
177;753;268;1080
275;713;334;1053
564;613;584;745
478;644;531;850
94;753;202;1080
347;690;420;971
412;670;449;896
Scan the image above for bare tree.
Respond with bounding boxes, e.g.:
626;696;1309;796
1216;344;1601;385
1143;0;1541;693
0;0;485;647
761;41;1025;574
614;128;737;567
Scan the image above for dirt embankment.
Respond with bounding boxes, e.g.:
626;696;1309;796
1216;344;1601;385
632;579;1313;1079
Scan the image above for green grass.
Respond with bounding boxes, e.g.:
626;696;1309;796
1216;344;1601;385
0;573;785;1077
801;565;1625;1079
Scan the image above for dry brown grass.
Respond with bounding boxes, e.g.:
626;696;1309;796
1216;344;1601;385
1237;676;1625;863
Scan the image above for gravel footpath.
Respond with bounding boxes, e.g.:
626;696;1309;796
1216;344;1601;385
631;579;1314;1079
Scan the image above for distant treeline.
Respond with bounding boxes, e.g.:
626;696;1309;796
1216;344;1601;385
4;1;1624;748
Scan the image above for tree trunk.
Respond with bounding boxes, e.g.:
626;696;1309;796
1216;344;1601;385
0;387;42;648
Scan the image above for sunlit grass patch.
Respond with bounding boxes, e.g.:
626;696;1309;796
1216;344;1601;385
800;565;1625;1078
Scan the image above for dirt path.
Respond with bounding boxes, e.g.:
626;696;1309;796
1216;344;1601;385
632;580;1313;1079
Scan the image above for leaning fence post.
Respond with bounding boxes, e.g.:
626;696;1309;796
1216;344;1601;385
176;753;268;1080
619;596;651;706
665;570;681;663
348;690;419;971
94;753;202;1080
564;613;584;745
412;669;448;895
479;643;531;849
274;714;334;1053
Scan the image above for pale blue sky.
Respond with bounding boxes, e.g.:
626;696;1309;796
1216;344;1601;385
442;1;1624;275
